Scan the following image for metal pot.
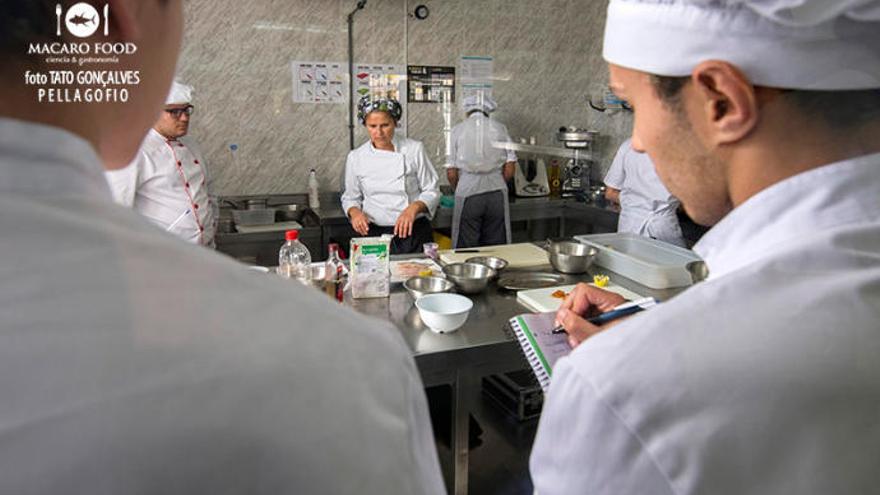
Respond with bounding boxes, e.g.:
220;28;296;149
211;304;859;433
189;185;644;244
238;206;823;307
547;240;598;274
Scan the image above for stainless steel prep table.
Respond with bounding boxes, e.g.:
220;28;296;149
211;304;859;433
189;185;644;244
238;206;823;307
342;253;683;495
318;197;620;251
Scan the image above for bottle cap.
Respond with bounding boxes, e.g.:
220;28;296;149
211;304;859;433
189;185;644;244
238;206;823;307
328;243;339;252
285;230;299;241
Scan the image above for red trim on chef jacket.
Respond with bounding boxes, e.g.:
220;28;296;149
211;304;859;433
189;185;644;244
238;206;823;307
164;139;212;243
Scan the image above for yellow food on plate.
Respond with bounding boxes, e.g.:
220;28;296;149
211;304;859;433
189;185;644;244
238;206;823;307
418;269;434;277
593;274;610;287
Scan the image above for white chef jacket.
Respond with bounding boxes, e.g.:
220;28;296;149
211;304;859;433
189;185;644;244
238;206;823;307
105;128;217;247
604;139;685;247
341;135;440;227
0;117;444;494
531;152;880;494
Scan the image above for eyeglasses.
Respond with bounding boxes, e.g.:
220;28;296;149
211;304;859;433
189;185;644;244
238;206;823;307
165;105;194;118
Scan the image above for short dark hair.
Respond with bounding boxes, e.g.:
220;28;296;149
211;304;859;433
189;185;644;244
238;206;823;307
649;74;880;130
0;0;55;56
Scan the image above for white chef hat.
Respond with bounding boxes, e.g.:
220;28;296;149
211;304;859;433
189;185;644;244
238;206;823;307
462;94;497;114
165;81;193;105
603;0;880;90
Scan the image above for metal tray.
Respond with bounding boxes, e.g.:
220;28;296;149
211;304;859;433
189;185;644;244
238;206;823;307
497;272;566;291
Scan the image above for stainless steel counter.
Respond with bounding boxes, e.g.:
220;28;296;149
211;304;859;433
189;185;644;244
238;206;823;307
217;196;621;266
342;254;682;494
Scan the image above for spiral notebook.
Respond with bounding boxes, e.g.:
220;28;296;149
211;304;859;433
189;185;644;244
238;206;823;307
507;312;573;393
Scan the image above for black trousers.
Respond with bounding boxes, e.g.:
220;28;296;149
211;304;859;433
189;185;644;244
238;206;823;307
456;190;507;248
367;216;434;255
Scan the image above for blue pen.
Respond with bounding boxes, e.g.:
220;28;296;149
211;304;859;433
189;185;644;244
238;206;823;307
552;297;657;333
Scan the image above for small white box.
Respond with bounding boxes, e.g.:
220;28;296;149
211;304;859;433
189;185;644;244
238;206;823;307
574;233;702;289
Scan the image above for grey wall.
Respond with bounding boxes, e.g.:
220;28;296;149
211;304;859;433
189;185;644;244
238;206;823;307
177;0;633;196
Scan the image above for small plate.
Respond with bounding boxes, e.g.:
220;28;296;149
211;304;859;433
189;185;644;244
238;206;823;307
497;272;566;291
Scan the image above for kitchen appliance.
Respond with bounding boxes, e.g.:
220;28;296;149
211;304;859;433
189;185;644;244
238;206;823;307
513;156;550;197
556;127;598;198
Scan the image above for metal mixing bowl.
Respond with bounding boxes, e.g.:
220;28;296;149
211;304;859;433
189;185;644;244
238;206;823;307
465;256;509;278
442;262;496;294
686;260;709;284
404;276;455;299
548;241;598;274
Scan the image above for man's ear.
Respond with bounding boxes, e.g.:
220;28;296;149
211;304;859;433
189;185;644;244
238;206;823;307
106;0;139;41
690;60;759;145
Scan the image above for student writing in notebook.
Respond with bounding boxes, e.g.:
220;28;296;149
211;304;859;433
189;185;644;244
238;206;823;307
529;1;880;494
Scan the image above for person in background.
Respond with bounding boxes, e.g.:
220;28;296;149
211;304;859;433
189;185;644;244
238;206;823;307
105;81;218;247
531;0;880;494
446;94;517;248
0;1;444;493
341;96;440;254
604;137;685;247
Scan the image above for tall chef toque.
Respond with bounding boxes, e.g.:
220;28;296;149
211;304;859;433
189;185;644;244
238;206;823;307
602;0;880;90
165;81;193;105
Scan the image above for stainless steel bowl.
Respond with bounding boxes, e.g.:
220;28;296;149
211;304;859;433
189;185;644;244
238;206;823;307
686;260;709;284
465;256;509;277
548;241;598;274
404;276;455;299
442;262;496;294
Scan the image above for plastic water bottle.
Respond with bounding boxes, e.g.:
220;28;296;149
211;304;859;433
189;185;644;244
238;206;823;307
308;169;321;210
278;230;312;284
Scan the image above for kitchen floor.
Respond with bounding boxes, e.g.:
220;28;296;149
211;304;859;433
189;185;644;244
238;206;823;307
434;389;539;494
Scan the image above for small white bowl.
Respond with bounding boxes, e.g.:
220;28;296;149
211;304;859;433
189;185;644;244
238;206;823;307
415;293;473;334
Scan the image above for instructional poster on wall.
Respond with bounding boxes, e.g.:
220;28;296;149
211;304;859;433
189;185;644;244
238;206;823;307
291;61;405;105
407;65;455;103
291;61;347;104
459;55;494;101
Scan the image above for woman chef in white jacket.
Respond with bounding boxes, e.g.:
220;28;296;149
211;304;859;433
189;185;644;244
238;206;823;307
341;96;440;254
446;95;516;248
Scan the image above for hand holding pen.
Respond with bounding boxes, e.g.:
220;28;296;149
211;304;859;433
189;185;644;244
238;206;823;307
554;283;652;348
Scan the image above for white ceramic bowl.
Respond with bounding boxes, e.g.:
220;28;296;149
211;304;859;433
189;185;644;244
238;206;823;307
415;293;473;334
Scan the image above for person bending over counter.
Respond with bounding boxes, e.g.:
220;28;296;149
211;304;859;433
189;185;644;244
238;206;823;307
604;138;685;247
341;96;440;254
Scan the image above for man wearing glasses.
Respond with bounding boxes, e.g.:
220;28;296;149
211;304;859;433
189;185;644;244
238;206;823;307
105;81;217;247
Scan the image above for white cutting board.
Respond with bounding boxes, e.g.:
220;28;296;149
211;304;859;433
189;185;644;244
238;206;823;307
438;242;549;268
517;283;645;313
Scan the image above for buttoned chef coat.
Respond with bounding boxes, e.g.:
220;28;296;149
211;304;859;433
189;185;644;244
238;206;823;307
531;152;880;494
105;128;217;246
604;139;685;247
341;135;440;226
0;117;444;495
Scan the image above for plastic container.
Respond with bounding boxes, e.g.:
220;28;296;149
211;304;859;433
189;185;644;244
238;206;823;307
574;232;702;289
278;230;312;284
308;169;321;210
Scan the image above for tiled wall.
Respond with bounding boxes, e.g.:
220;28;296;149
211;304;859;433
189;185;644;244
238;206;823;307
178;0;633;196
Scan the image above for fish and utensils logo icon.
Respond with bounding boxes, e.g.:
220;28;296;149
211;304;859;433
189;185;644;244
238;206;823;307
56;2;110;38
